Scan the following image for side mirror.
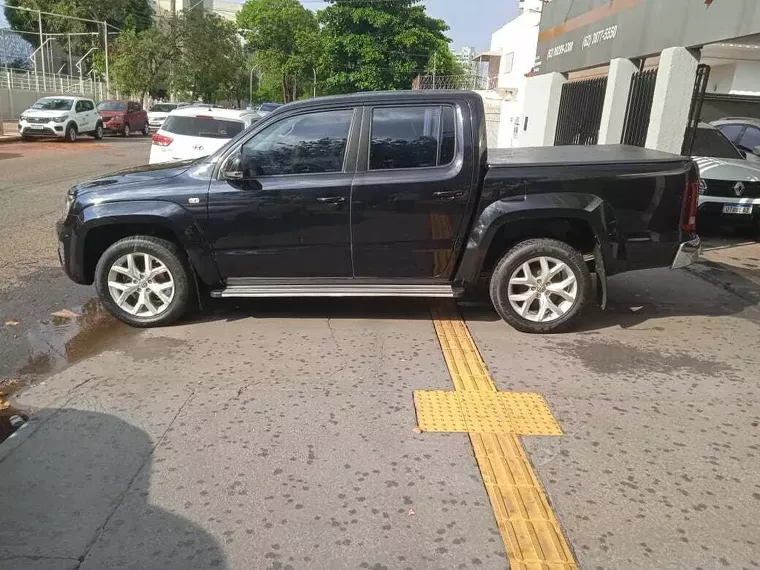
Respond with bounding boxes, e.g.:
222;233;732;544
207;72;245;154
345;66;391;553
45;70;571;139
223;154;244;181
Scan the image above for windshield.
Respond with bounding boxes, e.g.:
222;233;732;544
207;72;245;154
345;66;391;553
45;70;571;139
150;104;177;113
161;115;245;139
31;98;74;111
692;127;743;159
97;101;128;112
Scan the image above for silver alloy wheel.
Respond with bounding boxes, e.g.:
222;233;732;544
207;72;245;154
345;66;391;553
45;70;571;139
124;124;130;137
107;253;175;317
68;126;77;142
507;256;578;323
96;125;103;138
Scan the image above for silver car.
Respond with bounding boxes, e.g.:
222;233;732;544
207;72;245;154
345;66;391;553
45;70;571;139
693;123;760;233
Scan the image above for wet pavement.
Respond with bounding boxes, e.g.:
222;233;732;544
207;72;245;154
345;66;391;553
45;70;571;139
2;138;760;568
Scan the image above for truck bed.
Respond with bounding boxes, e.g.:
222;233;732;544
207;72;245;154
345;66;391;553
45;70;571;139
488;145;687;168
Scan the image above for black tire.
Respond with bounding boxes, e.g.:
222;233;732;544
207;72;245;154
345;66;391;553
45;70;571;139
64;122;77;143
123;124;130;137
489;238;592;334
92;122;104;140
94;236;193;328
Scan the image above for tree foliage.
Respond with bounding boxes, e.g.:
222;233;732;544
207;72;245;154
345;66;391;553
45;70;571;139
237;0;320;103
317;0;452;93
110;19;182;102
4;0;153;47
171;10;245;103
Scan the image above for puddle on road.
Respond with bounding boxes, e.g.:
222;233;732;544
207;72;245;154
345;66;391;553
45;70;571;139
1;299;137;443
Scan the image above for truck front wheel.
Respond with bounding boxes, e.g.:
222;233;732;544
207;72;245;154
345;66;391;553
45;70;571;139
489;238;591;334
94;236;193;328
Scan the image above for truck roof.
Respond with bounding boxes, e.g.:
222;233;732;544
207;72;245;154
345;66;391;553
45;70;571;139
488;145;687;168
274;90;483;111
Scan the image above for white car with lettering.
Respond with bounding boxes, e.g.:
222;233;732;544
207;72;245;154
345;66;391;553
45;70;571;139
18;96;103;142
149;107;261;164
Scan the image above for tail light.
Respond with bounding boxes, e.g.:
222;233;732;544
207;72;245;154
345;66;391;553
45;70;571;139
681;179;699;232
152;133;173;147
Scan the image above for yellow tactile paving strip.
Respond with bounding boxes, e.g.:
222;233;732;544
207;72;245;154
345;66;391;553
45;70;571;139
414;391;563;435
425;300;578;570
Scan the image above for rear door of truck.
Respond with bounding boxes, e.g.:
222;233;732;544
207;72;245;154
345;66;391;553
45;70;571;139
349;100;478;279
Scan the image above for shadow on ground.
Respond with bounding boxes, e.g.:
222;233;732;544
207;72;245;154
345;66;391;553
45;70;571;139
0;408;226;569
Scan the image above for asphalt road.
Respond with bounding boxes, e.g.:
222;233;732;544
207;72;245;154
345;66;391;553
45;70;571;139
1;138;760;569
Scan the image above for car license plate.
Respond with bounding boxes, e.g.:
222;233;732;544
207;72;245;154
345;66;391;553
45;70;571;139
29;124;44;129
722;204;753;215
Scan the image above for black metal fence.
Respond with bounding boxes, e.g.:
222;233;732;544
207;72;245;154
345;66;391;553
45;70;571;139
554;77;608;146
682;64;711;155
622;68;658;147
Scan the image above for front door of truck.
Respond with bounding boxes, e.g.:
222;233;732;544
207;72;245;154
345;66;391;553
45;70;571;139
206;107;359;278
349;103;475;279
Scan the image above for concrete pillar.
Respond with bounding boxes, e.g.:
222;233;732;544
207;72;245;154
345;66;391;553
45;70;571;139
645;47;700;154
519;72;567;147
598;58;638;145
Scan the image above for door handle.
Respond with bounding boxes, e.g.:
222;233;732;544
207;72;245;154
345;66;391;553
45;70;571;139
316;196;346;204
433;190;465;200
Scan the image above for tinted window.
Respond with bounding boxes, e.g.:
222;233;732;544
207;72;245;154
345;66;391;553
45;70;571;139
75;101;86;113
97;101;126;111
82;100;94;111
150;104;177;113
691;127;743;159
739;126;760;153
32;98;74;111
162;116;245;139
716;124;744;142
259;103;282;112
369;106;456;170
241;109;353;176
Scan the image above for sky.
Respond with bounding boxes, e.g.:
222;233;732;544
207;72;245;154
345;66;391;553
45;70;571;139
0;0;519;52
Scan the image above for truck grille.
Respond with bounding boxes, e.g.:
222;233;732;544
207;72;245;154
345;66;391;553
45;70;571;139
703;178;760;199
25;117;50;124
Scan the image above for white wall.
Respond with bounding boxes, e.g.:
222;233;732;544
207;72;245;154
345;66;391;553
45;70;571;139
709;64;736;94
730;61;760;95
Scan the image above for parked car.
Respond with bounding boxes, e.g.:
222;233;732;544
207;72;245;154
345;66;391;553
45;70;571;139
18;96;102;142
147;102;190;131
97;100;149;137
149;107;261;164
692;122;760;234
257;102;282;116
711;117;760;160
57;90;700;332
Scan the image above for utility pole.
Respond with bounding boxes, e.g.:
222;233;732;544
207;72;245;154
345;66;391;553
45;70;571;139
103;21;110;97
313;68;317;98
38;10;45;91
432;52;437;89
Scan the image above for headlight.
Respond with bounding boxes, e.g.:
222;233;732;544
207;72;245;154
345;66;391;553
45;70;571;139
53;114;69;123
698;179;707;195
20;114;28;121
62;189;75;218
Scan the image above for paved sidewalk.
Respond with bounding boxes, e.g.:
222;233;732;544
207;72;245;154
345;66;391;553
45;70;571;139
0;121;21;144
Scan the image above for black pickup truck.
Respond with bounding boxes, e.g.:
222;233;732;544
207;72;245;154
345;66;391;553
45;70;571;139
57;91;700;333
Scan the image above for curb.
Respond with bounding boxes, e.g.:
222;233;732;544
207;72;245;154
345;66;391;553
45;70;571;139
0;135;22;145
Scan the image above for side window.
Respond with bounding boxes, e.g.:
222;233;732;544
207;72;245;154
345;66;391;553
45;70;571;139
717;124;744;143
369;106;456;170
75;101;85;113
240;109;353;176
84;101;94;111
739;126;760;152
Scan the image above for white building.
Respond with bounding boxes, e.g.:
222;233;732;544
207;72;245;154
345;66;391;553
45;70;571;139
474;0;543;147
153;0;240;21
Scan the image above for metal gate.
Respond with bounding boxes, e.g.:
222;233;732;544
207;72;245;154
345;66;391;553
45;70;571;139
554;77;608;146
621;68;658;147
682;64;711;155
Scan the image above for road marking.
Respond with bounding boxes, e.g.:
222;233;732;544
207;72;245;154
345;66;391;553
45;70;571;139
422;300;577;569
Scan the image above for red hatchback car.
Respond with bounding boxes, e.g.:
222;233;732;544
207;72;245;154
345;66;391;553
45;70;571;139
97;100;149;136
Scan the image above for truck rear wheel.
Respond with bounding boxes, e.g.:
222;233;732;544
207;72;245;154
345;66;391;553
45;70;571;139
94;236;193;328
489;238;591;334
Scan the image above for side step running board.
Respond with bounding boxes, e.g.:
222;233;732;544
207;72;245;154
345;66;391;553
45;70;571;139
210;284;460;299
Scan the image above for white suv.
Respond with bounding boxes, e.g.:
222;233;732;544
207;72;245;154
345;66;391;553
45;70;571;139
18;96;103;142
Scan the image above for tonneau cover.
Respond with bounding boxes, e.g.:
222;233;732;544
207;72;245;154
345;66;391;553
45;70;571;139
488;145;688;168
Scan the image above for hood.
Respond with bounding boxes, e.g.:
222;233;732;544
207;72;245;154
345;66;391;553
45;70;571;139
73;161;195;195
99;110;125;119
148;112;170;120
23;108;73;117
693;156;760;182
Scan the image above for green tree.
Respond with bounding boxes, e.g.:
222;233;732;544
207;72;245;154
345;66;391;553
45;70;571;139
172;10;244;103
110;19;182;103
426;45;466;77
4;0;154;47
237;0;320;103
317;0;452;93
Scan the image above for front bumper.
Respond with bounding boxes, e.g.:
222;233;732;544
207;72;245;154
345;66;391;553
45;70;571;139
56;216;89;284
19;122;66;137
671;236;701;270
